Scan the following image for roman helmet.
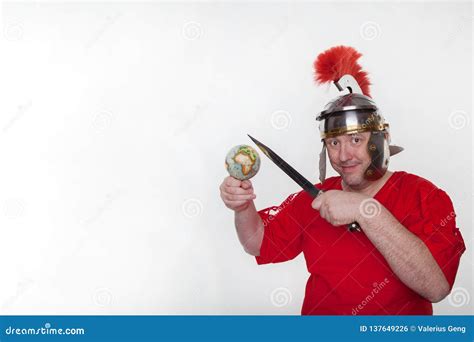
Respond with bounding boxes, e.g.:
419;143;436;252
313;46;403;183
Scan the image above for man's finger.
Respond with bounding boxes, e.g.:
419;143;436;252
241;180;252;189
312;196;322;210
225;186;253;195
225;176;242;187
226;194;256;201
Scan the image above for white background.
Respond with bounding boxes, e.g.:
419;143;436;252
0;1;472;315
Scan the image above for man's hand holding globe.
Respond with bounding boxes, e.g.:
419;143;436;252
220;144;261;213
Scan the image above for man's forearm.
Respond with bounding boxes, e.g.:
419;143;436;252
358;205;450;302
234;201;264;256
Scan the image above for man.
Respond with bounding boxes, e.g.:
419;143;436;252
219;46;465;315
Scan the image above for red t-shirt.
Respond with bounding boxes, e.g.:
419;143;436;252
255;171;465;315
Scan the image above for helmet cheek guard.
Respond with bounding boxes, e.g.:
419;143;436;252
365;130;390;181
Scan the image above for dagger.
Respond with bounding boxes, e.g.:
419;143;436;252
248;134;361;232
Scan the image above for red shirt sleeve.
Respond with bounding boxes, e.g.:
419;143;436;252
255;192;304;265
403;188;466;289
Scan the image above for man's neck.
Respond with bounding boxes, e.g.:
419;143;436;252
341;171;393;197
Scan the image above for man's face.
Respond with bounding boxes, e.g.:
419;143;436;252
325;132;372;188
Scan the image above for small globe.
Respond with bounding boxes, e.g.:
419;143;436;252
225;145;261;180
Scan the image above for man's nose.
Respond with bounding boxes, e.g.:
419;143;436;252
339;143;352;162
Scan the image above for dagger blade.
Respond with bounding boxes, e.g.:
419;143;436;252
247;134;320;199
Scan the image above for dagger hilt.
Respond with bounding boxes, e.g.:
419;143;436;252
316;190;362;232
348;222;362;232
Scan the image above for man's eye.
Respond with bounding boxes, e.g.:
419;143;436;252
330;140;338;146
352;137;361;143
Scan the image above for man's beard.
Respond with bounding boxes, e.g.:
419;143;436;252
341;172;364;187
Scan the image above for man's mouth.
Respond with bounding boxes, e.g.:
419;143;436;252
341;164;360;172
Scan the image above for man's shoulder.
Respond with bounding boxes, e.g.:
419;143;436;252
393;171;442;193
391;171;454;208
